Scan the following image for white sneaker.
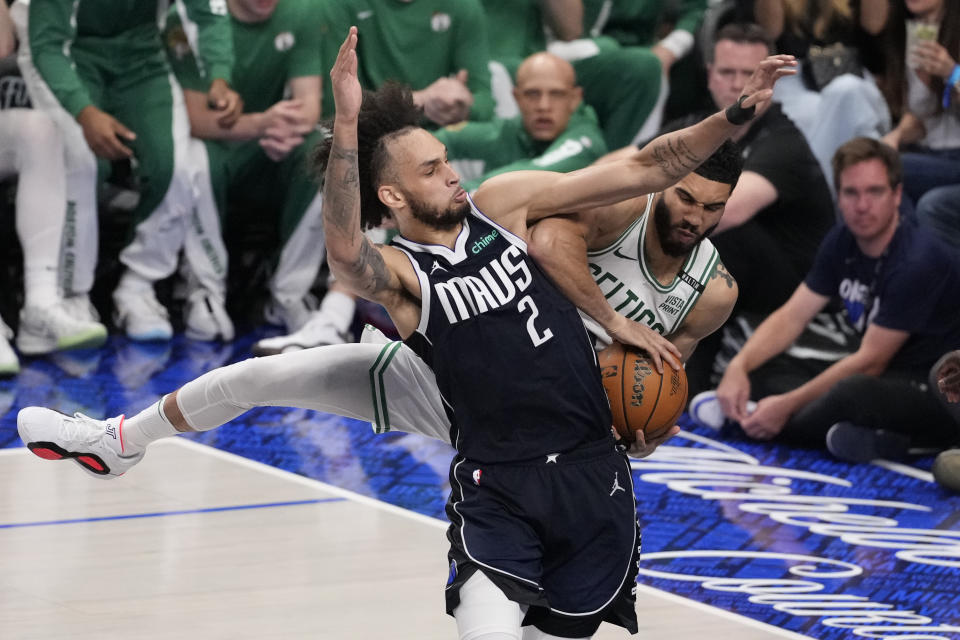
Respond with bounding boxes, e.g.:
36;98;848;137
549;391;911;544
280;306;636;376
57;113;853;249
17;407;144;478
688;391;757;431
184;289;234;341
0;318;19;377
62;293;101;323
15;302;108;355
252;309;350;356
264;294;318;333
113;286;173;341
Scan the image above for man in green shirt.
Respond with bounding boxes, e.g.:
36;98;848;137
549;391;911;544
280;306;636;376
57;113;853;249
13;0;239;341
435;52;607;192
317;0;494;125
163;0;333;341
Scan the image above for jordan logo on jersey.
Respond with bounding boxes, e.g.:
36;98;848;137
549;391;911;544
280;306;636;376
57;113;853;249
430;261;447;275
435;244;533;324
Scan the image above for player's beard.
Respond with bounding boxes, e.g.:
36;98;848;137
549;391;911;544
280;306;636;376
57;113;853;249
653;197;717;258
406;191;470;231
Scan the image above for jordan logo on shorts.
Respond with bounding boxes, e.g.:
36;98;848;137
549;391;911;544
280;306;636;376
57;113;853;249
609;471;625;496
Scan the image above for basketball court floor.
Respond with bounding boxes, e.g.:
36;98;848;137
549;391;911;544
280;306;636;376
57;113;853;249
1;332;958;639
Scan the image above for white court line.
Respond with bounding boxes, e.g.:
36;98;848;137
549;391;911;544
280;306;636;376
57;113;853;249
0;446;26;457
872;459;935;483
167;437;815;640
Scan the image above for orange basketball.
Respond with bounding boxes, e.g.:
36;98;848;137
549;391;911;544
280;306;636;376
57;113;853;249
598;341;688;442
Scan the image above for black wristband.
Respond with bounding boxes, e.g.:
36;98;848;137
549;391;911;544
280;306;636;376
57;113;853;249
725;95;756;126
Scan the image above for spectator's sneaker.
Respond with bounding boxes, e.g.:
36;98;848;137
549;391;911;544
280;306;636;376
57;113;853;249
113;286;173;341
17;407;144;478
0;319;19;377
63;293;101;323
15;302;108;355
688;391;756;431
252;309;351;356
264;294;318;333
932;449;960;493
184;289;234;342
826;422;910;463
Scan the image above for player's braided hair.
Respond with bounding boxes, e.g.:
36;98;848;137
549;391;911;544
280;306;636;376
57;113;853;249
313;81;423;229
693;138;743;191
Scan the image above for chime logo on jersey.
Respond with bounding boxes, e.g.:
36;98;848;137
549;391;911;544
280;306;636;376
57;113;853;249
274;32;295;52
434;245;533;324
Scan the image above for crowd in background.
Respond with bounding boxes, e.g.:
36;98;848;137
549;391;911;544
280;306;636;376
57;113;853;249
1;0;959;486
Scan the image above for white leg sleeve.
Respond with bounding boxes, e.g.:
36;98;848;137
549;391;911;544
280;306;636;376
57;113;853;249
13;0;98;296
175;340;451;442
0;109;65;305
269;191;325;304
454;572;524;640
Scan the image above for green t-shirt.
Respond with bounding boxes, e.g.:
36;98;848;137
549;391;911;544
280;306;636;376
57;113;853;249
164;0;323;114
29;0;233;117
318;0;493;121
583;0;705;46
434;105;608;192
480;0;545;65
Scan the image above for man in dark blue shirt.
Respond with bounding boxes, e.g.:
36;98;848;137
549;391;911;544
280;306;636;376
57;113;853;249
707;137;960;461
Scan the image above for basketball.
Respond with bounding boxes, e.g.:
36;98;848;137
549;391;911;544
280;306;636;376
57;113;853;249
598;341;688;442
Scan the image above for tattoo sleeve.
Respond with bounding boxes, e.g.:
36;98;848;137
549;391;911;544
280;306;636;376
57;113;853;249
322;140;393;297
650;136;702;181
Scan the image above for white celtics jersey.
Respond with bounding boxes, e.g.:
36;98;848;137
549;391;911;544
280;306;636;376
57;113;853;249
583;195;720;348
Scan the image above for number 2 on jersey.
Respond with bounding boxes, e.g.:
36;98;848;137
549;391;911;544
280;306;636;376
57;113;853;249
518;295;554;347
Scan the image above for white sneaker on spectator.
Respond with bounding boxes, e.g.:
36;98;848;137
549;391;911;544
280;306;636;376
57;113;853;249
15;302;108;355
17;407;143;478
184;289;234;342
688;390;756;431
252;309;351;356
264;293;318;333
933;449;960;493
0;318;19;377
62;293;101;323
113;286;173;341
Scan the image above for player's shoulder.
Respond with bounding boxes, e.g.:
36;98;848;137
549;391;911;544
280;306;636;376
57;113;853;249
683;259;737;338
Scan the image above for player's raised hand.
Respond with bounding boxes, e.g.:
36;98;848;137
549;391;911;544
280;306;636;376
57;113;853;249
738;54;797;111
330;26;362;122
606;315;682;373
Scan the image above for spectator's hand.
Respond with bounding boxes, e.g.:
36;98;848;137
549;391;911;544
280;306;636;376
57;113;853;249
415;70;473;126
651;44;677;74
207;78;244;128
910;40;957;80
260;134;304;161
935;350;960;403
740;394;793;440
738;54;797;114
605;316;682;373
622;424;681;458
716;359;752;423
330;27;363;122
77;105;135;160
881;129;902;150
262;99;314;140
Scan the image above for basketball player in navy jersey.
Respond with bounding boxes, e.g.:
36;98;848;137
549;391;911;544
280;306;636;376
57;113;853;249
17;27;793;639
312;28;789;639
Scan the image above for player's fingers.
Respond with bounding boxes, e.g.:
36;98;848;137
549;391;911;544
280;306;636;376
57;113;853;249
740;89;773;109
648;348;664;374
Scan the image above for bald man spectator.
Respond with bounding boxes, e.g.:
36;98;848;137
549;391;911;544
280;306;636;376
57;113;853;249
435;52;607;192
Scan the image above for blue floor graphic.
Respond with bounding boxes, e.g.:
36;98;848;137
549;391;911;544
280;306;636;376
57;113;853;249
2;332;958;639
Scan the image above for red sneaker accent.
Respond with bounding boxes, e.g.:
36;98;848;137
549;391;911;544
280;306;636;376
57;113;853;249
118;414;126;454
31;448;64;461
77;456;105;472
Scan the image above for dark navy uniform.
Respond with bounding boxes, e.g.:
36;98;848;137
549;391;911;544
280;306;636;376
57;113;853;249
392;197;640;637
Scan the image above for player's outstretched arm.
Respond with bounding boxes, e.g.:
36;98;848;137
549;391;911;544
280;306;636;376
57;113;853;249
322;27;401;303
473;55;796;228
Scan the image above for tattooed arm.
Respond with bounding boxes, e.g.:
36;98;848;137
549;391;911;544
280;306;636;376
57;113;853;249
668;261;738;361
472;54;796;227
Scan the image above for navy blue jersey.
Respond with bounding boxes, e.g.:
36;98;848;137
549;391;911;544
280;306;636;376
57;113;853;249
392;196;613;463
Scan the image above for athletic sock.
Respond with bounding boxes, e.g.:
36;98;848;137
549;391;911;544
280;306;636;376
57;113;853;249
23;266;60;309
319;290;355;334
121;394;181;453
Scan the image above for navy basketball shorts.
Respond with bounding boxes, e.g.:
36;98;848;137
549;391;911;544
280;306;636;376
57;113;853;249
444;438;641;637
